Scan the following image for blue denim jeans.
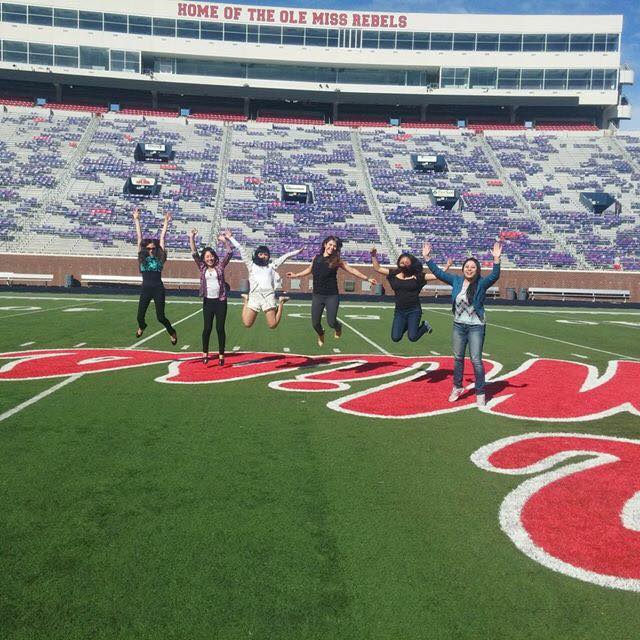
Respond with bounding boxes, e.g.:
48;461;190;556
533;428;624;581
452;321;486;394
391;306;432;342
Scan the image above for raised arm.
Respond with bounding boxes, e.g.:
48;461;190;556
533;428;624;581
424;258;453;281
339;261;377;286
227;231;253;269
422;242;455;285
132;208;143;250
159;211;171;251
481;242;502;287
273;248;303;270
286;262;313;279
218;230;234;267
370;247;390;276
189;228;198;255
189;228;202;265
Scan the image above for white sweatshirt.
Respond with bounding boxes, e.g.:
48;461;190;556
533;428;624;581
230;237;299;293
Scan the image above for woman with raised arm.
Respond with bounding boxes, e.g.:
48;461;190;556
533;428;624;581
189;228;233;366
228;232;302;329
287;236;377;346
422;241;502;407
371;247;452;343
133;208;177;345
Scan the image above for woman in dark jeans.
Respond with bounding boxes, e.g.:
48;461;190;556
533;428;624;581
370;246;451;342
133;208;177;345
286;236;377;346
189;228;233;365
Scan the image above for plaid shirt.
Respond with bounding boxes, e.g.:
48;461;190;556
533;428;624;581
192;250;233;299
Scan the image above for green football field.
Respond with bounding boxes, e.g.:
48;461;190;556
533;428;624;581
1;292;639;640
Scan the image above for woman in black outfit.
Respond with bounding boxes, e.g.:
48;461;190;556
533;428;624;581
133;208;177;344
371;246;451;342
287;236;377;346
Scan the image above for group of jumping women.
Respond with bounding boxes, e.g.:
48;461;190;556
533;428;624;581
134;208;502;405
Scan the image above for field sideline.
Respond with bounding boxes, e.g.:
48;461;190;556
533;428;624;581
1;292;640;639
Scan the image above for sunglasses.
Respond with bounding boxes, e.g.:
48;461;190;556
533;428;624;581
146;246;156;251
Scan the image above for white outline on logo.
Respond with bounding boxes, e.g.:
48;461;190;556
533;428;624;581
471;432;640;592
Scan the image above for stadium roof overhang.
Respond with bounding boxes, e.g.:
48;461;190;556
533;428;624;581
0;67;604;109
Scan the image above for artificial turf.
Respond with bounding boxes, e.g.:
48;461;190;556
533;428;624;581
1;292;639;639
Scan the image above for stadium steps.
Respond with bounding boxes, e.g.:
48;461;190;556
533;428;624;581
608;135;640;174
477;134;589;269
11;116;100;253
206;122;233;245
350;129;398;260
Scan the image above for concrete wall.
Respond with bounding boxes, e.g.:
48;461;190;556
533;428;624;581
2;253;638;301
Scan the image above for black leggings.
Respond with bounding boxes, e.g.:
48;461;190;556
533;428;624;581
311;294;341;336
137;285;175;334
202;298;227;355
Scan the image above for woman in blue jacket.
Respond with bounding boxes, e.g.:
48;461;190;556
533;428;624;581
422;241;502;407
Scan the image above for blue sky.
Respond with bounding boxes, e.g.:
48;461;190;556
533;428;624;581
243;0;639;129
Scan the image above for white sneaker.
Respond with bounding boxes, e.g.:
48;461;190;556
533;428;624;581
448;387;463;402
476;394;486;407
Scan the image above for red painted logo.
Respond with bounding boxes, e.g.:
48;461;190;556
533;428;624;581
472;433;640;591
0;350;638;422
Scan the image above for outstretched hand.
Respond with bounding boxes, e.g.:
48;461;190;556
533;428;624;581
223;228;233;239
132;208;141;221
369;277;378;285
370;247;378;257
422;242;432;260
445;258;453;268
163;212;172;224
491;241;503;261
285;271;295;278
190;228;198;238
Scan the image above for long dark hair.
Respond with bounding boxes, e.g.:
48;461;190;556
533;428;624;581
320;235;343;269
200;247;219;266
396;252;423;278
138;238;165;263
462;257;481;303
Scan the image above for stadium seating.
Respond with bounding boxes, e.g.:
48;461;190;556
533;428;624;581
0;102;637;272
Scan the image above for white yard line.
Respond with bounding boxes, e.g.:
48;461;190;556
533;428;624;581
488;321;638;361
0;375;82;424
427;308;639;361
20;341;35;347
0;299;101;320
525;352;540;358
0;309;200;426
337;316;390;356
571;353;589;360
1;295;639;315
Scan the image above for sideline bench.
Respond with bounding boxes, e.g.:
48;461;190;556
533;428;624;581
422;285;500;299
81;274;200;289
528;287;630;302
0;272;54;285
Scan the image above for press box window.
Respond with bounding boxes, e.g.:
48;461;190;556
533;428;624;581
2;3;27;23
104;13;127;33
3;39;27;62
79;11;102;31
29;43;53;65
28;6;52;26
476;34;499;51
54;45;78;67
129;15;151;35
79;46;108;70
53;8;77;29
177;20;199;39
153;18;175;37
